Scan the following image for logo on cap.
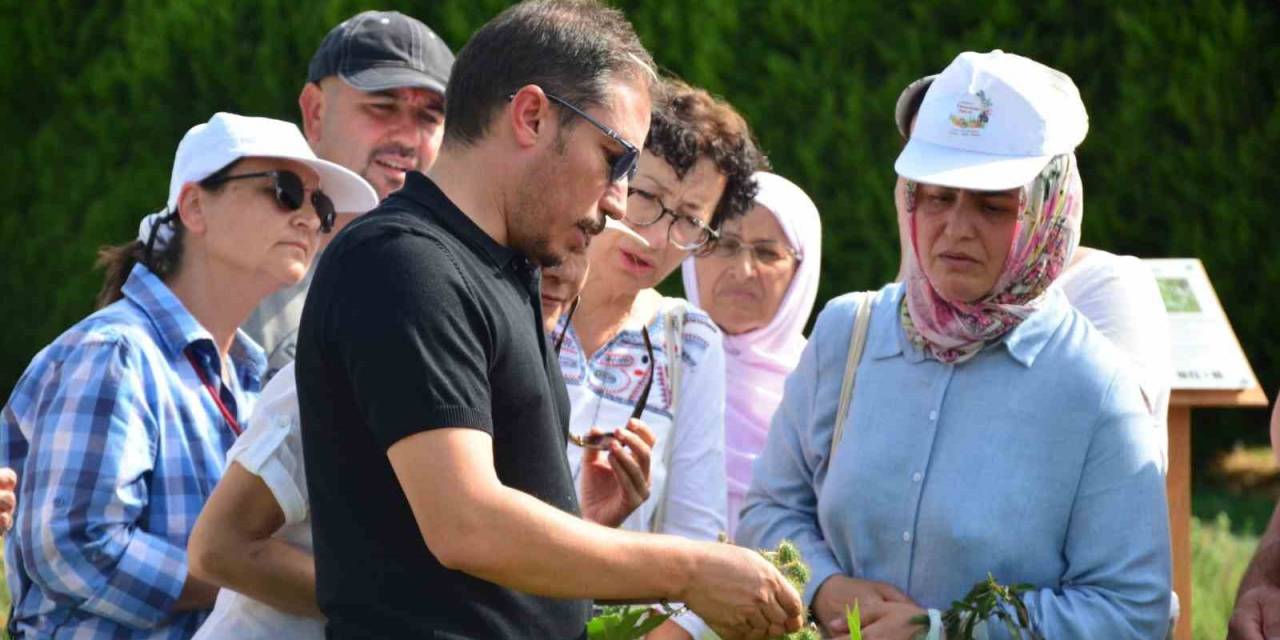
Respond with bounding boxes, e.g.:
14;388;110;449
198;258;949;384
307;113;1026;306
948;90;992;135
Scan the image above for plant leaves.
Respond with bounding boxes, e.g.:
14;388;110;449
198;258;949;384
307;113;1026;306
847;602;862;640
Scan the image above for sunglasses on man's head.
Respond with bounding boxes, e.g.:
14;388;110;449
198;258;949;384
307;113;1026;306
203;170;336;233
507;90;640;184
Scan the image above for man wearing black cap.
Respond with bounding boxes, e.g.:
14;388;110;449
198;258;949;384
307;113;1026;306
244;10;455;378
300;9;453;200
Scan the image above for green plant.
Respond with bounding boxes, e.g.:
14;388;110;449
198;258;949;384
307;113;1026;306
586;604;681;640
910;574;1042;640
758;540;821;640
846;603;862;640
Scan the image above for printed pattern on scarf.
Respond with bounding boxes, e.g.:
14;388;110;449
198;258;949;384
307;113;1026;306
901;154;1083;363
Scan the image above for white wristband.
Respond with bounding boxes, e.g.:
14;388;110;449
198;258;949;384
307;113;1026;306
926;608;944;640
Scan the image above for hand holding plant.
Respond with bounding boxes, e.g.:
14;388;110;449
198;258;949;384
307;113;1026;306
813;575;913;636
910;575;1043;640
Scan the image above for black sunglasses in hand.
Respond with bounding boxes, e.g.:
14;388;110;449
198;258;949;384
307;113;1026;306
569;325;655;450
203;170;337;233
507;90;639;184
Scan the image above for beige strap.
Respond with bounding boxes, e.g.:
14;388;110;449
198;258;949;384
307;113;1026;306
651;299;685;533
831;292;875;457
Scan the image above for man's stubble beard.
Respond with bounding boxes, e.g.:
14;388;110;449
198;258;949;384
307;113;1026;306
507;136;601;269
509;174;561;268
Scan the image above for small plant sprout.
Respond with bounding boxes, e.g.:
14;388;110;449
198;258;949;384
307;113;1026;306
847;602;862;640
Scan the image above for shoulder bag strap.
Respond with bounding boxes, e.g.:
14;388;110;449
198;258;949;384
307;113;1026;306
830;291;876;460
651;299;685;533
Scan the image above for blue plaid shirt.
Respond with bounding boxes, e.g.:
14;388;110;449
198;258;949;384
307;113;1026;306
1;264;265;638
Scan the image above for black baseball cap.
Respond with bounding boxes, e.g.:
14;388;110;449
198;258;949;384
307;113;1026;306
308;11;454;96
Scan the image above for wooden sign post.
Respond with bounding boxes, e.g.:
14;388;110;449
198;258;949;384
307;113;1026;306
1147;258;1268;640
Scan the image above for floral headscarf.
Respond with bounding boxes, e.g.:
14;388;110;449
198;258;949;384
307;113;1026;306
900;154;1083;363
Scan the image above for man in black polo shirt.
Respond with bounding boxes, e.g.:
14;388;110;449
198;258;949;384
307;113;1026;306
296;1;804;639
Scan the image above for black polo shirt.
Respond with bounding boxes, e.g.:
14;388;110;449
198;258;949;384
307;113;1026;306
295;171;589;639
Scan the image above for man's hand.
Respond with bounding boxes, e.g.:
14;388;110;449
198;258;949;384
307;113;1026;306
678;542;804;640
579;419;654;528
1228;584;1280;640
858;600;928;640
0;466;16;534
813;575;913;636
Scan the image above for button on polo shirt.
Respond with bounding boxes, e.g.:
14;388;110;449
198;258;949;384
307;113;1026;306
296;171;587;639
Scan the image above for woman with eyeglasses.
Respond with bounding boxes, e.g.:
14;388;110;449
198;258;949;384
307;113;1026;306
680;172;822;538
552;79;766;640
738;51;1171;639
0;112;375;638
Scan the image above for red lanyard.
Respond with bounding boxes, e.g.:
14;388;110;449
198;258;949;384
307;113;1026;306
184;350;243;437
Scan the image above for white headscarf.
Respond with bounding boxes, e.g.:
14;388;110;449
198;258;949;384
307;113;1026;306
681;171;822;534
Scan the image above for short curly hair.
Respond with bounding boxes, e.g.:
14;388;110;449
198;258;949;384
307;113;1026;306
644;79;768;230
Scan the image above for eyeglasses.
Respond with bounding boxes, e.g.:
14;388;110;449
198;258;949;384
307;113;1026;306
508;91;639;184
700;236;800;267
568;325;654;450
203;170;336;233
625;187;719;251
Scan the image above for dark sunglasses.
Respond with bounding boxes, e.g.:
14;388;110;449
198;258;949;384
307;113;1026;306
203;170;336;233
567;325;654;450
507;91;639;184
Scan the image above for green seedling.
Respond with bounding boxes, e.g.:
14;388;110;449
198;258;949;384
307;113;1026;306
847;602;862;640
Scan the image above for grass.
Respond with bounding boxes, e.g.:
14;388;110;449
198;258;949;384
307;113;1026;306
1192;512;1256;639
1190;443;1278;639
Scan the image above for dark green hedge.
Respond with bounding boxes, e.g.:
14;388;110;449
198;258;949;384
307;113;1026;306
2;0;1277;454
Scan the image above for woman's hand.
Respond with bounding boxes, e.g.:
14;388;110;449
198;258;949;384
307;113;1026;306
579;419;656;528
813;575;914;636
859;600;929;640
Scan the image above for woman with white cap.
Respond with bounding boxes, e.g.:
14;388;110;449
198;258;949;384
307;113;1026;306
893;72;1173;473
0;112;375;638
680;171;822;537
738;51;1171;639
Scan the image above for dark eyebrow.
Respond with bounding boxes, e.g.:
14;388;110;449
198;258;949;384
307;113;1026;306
635;178;671;197
679;200;709;214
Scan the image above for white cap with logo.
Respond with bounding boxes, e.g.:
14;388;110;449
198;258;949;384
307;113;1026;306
894;50;1088;191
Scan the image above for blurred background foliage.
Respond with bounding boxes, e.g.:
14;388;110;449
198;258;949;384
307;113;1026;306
1;0;1278;457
